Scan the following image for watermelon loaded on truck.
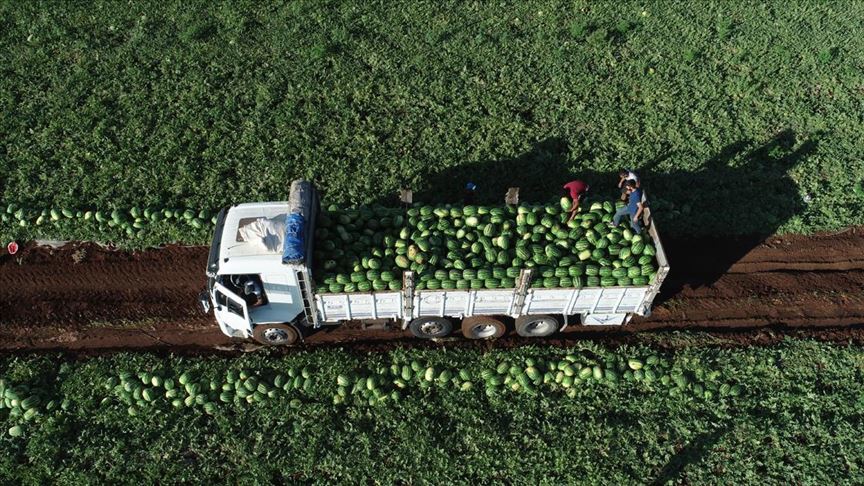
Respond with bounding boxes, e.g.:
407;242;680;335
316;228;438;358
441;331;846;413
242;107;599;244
202;180;669;345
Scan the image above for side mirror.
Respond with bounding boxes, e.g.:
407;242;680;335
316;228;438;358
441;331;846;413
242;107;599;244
197;290;212;314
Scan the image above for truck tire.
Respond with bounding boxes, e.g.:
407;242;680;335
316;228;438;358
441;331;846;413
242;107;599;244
515;315;559;338
252;324;300;346
408;317;452;339
461;316;506;339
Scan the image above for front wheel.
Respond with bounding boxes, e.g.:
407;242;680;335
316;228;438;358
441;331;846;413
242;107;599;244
515;315;559;338
252;324;300;346
408;317;453;339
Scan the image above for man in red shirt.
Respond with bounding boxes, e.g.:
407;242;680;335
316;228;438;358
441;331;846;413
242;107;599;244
562;180;590;222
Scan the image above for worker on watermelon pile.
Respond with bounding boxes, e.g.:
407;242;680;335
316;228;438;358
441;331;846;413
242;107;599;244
613;180;644;234
618;168;640;202
563;179;590;223
617;168;640;189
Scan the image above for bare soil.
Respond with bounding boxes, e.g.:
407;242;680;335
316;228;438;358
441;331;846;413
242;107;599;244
1;228;862;353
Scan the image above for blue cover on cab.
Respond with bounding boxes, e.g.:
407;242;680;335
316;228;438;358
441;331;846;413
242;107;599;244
282;213;306;264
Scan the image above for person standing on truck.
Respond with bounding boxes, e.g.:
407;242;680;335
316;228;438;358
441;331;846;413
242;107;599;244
618;168;640;201
617;168;640;189
613;180;644;234
563;179;590;222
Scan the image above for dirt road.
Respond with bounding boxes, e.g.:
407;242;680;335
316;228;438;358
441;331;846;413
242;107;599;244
1;228;862;352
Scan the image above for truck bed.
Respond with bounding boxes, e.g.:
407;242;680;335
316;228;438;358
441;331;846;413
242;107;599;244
313;219;670;324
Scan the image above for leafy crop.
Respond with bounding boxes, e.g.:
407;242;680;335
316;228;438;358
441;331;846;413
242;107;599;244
0;339;862;483
2;0;864;248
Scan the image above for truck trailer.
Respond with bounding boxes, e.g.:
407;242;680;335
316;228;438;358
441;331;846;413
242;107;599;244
203;180;669;345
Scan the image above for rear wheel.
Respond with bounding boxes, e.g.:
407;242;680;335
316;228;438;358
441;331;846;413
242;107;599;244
409;317;453;339
252;324;300;346
461;316;506;339
515;315;559;338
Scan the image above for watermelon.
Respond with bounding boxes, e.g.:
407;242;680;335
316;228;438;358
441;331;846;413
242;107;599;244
315;198;659;293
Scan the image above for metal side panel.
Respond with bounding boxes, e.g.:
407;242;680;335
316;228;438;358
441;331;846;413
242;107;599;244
570;288;604;314
469;290;517;316
415;291;467;317
523;288;577;315
635;220;671;316
521;286;651;316
613;287;650;313
414;290;516;317
590;288;632;314
316;292;402;322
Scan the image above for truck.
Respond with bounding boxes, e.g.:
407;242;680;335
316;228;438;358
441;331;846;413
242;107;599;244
202;180;669;345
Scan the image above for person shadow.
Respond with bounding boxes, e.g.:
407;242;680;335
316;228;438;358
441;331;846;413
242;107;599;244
378;130;820;304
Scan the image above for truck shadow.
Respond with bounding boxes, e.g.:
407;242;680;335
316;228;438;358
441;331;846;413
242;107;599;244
375;130;820;301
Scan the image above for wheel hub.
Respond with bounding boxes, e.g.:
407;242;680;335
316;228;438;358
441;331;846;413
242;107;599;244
263;328;289;344
420;321;442;335
471;323;497;338
526;320;551;334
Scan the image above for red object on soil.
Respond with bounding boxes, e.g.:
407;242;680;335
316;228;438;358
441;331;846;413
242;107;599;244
6;241;17;255
0;229;861;352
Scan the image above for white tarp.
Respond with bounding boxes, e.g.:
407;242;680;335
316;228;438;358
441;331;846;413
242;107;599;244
237;215;286;254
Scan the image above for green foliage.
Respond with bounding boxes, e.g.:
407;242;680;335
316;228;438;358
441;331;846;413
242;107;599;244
0;339;862;483
1;0;864;247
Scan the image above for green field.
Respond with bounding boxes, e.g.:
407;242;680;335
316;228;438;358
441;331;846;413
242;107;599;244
2;0;864;246
0;338;861;483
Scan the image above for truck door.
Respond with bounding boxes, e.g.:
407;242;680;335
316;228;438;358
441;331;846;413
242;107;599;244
213;282;251;335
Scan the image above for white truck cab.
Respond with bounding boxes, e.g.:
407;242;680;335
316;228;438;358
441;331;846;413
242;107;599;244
204;182;320;345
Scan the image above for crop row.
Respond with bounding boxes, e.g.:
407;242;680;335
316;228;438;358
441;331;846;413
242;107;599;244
1;346;742;438
1;339;861;483
0;203;217;243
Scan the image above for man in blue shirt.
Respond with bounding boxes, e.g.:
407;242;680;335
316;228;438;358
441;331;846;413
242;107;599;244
613;180;644;234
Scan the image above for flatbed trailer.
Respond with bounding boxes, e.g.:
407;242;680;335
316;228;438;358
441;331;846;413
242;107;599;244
203;180;669;345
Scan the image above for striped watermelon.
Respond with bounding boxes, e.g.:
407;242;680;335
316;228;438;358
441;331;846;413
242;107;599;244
545;245;562;258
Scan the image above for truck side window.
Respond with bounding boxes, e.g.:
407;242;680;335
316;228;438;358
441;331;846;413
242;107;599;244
215;291;245;318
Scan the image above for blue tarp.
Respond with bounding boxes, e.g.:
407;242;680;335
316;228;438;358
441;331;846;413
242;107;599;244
282;213;306;264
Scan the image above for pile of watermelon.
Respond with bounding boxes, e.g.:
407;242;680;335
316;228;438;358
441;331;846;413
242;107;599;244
333;354;743;406
2;203;216;238
105;368;315;417
312;197;659;294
